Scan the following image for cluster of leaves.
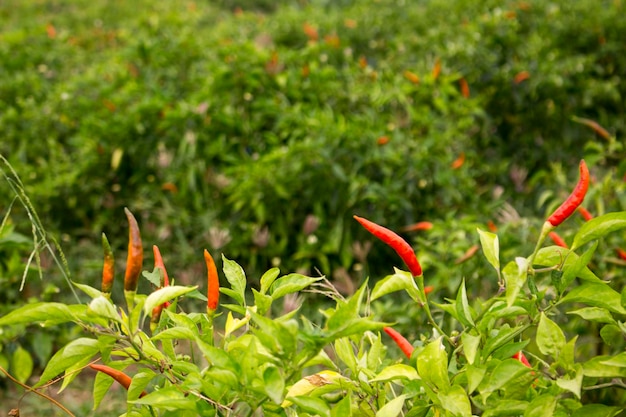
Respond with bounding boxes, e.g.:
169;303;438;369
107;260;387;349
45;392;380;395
2;164;626;416
1;0;624;283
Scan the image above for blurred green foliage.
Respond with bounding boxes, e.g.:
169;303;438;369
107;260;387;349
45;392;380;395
0;0;624;282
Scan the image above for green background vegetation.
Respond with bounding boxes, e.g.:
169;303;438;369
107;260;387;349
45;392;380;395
1;0;625;412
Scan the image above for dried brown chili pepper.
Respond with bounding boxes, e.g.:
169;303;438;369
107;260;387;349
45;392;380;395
353;215;422;277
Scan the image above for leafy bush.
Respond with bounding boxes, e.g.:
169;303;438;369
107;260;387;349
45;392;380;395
3;160;626;416
1;0;624;281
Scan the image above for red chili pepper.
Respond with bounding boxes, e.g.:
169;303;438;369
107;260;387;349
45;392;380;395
123;208;143;292
546;160;590;227
512;351;531;368
383;327;414;359
101;233;114;297
89;364;147;397
424;285;434;295
548;231;568;248
401;221;434;232
616;248;626;261
577;206;594;221
204;249;220;313
353;215;422;277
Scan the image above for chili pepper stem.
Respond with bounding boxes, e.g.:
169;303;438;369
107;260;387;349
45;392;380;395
415;274;452;345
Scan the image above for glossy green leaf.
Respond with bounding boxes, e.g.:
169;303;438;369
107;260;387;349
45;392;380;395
11;346;33;384
561;241;598;290
556;364;583;399
36;338;100;387
571;212;626;250
438;385;471;417
92;367;116;410
599;352;626;367
567;307;615;324
523;394;556;417
252;288;273;315
376;394;406;417
260;267;280;295
129;370;156;400
0;302;75;326
290;396;331;417
88;296;121;323
331;395;352;417
270;273;321;300
477;228;499;272
371;269;418;301
417;337;449;391
72;281;103;299
536;312;566;358
335;337;357;374
534;247;601;283
560;283;626;314
151;327;197;341
478;359;532;403
583;355;626;378
371;364;419;382
466;364;486;394
130;386;198;410
456;278;475;326
222;255;247;306
503;258;527;307
461;332;481;365
263;366;285;405
143;285;197;317
571;404;623;417
483;400;529;417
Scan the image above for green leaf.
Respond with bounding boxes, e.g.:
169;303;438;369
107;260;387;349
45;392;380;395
263;366;285;405
142;267;162;287
417;337;449;391
523;394;556;417
478;228;499;272
222;255;247;307
130;386;198;410
466;364;486;394
556;364;583;399
88;296;121;323
376;394;406;417
151;327;197;341
335;338;357;375
371;269;418;301
534;247;601;283
503;258;527;307
72;281;103;299
478;359;532;403
536;312;566;359
331;395;352;417
561;241;598;290
572;404;624;417
11;346;33;384
461;333;481;365
327;281;367;331
260;267;280;295
129;370;156;400
252;288;273;315
438;385;471;417
599;352;626;367
92;367;116;410
567;307;616;324
456;278;475;326
571;212;626;250
0;302;75;326
482;324;524;358
483;400;529;417
560;283;626;314
583;355;626;378
371;364;419;382
290;396;331;417
270;273;321;301
36;338;100;387
143;285;197;317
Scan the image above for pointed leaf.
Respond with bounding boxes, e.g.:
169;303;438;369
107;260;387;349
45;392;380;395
11;346;33;384
88;296;121;323
371;269;418;301
222;255;247;306
0;302;75;326
260;268;280;295
523;394;556;417
371;364;419;382
263;366;285;405
376;394;406;417
571;212;626;250
270;274;321;300
36;338;100;387
439;385;471;417
560;283;626;314
461;333;481;365
503;258;527;307
478;228;499;271
143;286;197;317
537;313;566;358
456;278;475;326
417;337;449;391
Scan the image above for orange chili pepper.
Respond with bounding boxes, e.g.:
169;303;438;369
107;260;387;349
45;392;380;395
383;327;414;359
548;231;568;248
401;221;433;232
353;215;422;277
459;77;470;98
89;364;147;397
546;160;589;227
577;206;593;221
123;208;143;308
616;248;626;261
204;249;220;314
101;233;114;297
151;245;171;332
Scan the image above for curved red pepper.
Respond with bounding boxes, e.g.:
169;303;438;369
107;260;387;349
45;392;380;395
204;249;220;313
353;215;422;277
383;327;414;359
89;364;147;397
546;160;590;227
512;351;532;368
